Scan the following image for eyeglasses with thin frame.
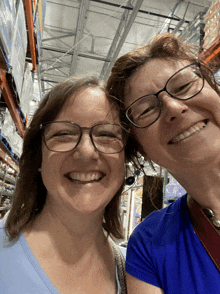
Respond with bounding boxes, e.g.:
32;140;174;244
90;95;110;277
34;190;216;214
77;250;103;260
41;121;127;154
125;62;204;128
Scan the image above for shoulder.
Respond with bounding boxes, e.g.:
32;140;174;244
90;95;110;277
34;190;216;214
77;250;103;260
0;219;5;229
0;219;10;254
128;194;188;247
0;219;6;244
0;219;21;250
125;194;190;286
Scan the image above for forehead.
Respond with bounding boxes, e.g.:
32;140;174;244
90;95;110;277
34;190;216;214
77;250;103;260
56;87;119;123
125;58;190;107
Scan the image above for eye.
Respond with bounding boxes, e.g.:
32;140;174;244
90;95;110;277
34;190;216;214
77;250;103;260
129;95;159;122
46;130;79;142
168;66;202;97
52;131;75;137
139;106;155;117
174;82;191;93
97;131;121;139
133;105;157;124
173;77;201;96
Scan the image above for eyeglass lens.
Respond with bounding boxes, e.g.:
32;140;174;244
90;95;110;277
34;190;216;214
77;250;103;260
126;63;204;128
43;122;125;154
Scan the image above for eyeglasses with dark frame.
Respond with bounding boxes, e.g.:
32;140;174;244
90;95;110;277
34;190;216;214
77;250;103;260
125;62;205;128
40;121;127;154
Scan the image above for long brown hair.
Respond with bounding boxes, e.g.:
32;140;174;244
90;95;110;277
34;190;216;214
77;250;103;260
5;76;126;241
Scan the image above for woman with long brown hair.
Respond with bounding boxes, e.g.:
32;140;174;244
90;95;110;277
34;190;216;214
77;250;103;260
0;76;127;294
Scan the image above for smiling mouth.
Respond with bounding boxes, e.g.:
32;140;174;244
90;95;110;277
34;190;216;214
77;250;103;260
168;119;208;144
66;171;105;183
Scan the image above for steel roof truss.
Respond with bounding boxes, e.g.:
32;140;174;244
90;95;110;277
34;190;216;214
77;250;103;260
102;0;144;81
70;0;90;75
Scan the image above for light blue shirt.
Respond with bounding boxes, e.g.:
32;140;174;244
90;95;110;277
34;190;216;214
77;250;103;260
0;220;121;293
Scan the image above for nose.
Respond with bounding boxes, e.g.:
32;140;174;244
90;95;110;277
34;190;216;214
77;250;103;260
73;132;99;159
160;92;188;123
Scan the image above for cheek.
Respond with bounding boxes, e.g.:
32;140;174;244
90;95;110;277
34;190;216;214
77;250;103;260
199;87;220;121
135;128;158;155
118;154;125;173
41;146;53;172
111;153;125;182
41;147;63;186
134;128;166;166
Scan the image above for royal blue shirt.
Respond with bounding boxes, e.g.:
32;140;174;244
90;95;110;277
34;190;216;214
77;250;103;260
126;194;220;293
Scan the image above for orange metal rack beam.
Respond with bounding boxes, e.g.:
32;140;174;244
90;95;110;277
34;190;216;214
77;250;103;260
0;69;25;138
202;36;220;64
24;0;37;72
0;144;19;173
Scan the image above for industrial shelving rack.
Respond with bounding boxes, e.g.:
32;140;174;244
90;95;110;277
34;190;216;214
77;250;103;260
0;0;38;217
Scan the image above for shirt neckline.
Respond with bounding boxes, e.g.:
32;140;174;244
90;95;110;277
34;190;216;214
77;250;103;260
20;233;121;294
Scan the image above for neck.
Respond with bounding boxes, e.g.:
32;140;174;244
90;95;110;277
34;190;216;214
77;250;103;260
170;164;220;219
24;199;109;260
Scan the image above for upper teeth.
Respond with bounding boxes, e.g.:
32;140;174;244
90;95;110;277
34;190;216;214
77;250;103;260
67;172;103;182
171;121;206;144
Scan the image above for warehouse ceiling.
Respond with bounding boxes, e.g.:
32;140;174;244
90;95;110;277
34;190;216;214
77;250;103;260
38;0;212;95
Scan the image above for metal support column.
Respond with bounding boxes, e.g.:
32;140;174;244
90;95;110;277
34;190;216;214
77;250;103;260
24;0;37;72
102;0;144;81
99;1;131;80
70;0;90;76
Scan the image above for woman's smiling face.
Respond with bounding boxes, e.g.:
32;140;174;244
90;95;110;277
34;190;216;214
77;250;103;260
125;58;220;175
40;87;125;215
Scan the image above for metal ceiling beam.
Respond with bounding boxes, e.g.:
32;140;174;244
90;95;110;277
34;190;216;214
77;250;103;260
42;28;74;50
99;0;131;80
41;65;69;76
42;72;67;78
173;2;190;34
41;46;111;62
166;0;185;33
41;79;58;92
101;0;144;82
42;64;71;73
40;56;61;63
46;0;78;9
158;0;184;34
44;25;75;34
40;53;71;63
70;0;90;75
53;67;69;76
172;18;185;34
43;33;75;42
48;60;71;67
90;0;189;23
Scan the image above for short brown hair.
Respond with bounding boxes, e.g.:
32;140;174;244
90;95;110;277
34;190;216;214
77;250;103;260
106;33;220;168
5;76;126;241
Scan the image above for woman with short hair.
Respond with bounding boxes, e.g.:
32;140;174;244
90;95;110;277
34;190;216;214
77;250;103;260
106;33;220;293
